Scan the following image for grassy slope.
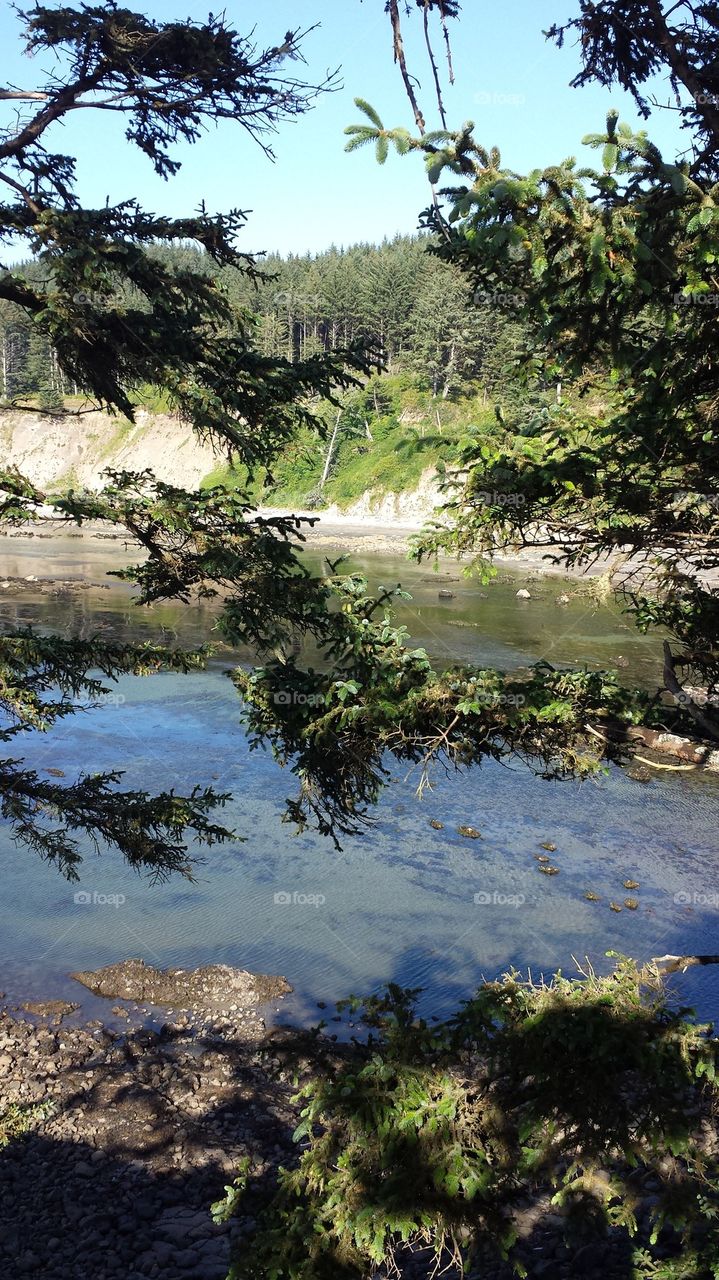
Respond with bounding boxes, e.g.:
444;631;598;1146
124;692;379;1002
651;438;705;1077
200;377;496;510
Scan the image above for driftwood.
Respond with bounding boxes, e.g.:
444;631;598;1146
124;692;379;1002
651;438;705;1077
651;954;719;974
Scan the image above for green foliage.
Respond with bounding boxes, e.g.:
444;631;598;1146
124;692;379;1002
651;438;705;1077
344;98;413;164
199;461;249;493
211;1156;251;1224
2;231;530;440
197;378;501;511
347;7;719;744
224;960;719;1279
234;568;652;842
0;1099;55;1148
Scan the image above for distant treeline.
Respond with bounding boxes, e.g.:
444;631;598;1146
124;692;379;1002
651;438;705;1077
0;234;530;409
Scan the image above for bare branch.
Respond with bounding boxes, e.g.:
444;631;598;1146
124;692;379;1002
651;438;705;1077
387;0;426;132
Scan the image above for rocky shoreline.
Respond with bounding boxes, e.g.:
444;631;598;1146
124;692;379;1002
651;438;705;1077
0;962;300;1280
1;972;712;1280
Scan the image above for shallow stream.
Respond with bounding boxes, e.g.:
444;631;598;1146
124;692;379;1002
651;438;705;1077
1;531;717;1028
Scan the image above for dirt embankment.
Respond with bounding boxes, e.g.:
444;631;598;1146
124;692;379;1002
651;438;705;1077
1;408;447;522
0;407;222;492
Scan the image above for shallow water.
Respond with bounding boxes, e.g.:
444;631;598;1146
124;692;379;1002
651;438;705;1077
1;532;718;1027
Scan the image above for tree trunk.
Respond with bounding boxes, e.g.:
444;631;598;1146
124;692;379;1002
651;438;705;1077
663;640;719;741
320;409;342;489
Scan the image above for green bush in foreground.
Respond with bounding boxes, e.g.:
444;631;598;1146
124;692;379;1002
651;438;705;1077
215;958;719;1279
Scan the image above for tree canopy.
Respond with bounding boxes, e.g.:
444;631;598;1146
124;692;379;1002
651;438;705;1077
346;1;719;744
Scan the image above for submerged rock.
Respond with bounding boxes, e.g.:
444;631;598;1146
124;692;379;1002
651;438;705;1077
627;765;653;783
20;1000;78;1021
71;958;291;1013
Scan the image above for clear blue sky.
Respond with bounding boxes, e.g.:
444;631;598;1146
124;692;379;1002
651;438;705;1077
1;0;686;258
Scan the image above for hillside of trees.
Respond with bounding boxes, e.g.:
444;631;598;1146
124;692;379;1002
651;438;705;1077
1;235;545;511
0;234;529;411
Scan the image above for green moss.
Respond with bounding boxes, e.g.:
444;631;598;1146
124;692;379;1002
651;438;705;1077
96;415;135;460
199;461;248;491
130;383;174;414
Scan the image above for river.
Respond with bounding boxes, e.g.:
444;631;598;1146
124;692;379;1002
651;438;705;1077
1;530;718;1030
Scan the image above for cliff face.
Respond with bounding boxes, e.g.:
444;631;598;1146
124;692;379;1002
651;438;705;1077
0;408;220;491
0;408;444;521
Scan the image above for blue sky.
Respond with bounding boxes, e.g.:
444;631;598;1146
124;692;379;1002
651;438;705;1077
1;0;687;258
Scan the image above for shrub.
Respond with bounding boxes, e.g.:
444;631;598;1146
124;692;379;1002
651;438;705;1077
216;959;719;1279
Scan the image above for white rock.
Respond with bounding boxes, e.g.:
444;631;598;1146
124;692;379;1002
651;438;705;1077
516;588;531;599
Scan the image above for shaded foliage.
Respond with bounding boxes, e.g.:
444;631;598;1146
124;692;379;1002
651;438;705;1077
217;960;719;1279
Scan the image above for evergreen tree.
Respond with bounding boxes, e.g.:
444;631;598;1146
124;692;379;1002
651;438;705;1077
345;4;719;742
0;3;376;873
407;263;480;396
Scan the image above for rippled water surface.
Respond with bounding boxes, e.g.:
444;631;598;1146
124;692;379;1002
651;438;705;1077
1;531;718;1026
